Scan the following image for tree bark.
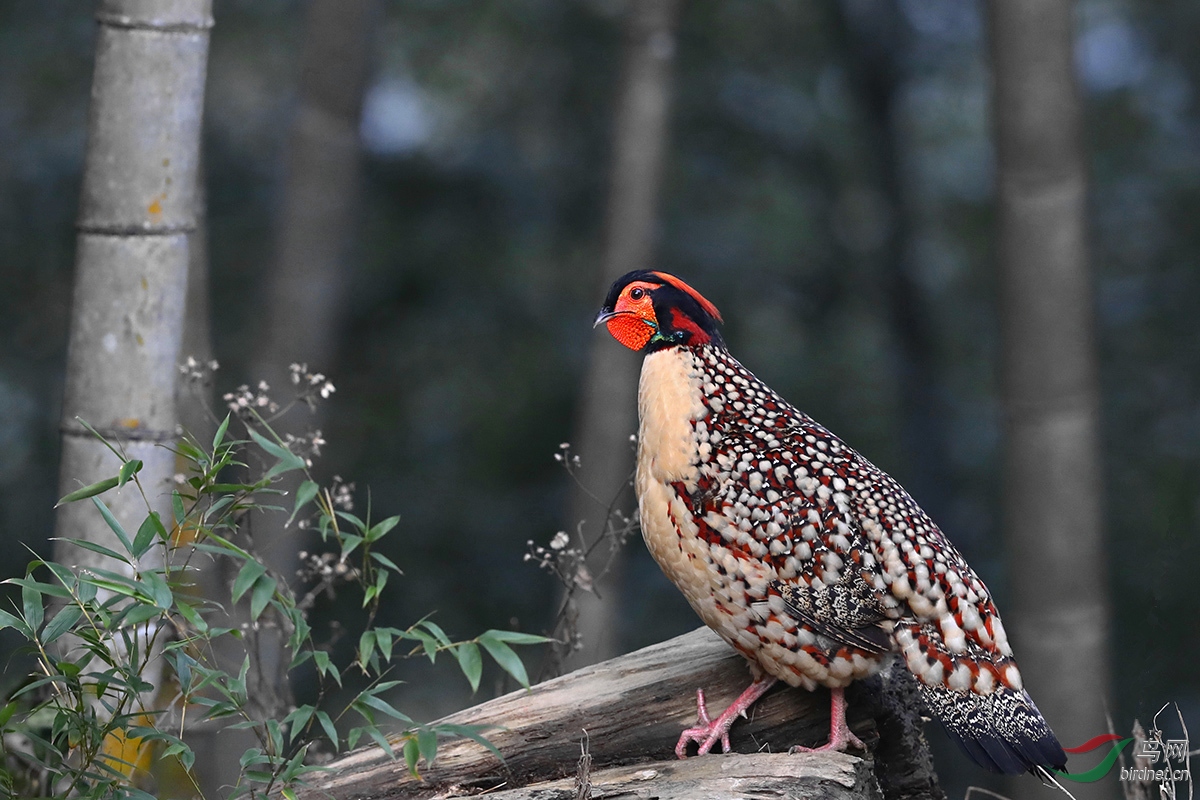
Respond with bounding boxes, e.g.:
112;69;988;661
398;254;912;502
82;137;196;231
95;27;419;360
987;2;1113;798
298;628;945;800
562;0;682;671
55;0;210;575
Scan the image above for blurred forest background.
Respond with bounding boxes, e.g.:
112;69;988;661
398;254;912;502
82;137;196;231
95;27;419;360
2;0;1198;796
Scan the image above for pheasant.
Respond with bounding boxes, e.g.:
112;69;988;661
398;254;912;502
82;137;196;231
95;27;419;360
594;270;1068;777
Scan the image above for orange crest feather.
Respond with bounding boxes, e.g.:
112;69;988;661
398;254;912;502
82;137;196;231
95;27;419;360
650;271;723;323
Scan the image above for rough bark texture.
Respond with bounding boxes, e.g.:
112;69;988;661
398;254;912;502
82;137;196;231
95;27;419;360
987;2;1113;798
299;628;945;800
563;0;682;671
55;0;210;570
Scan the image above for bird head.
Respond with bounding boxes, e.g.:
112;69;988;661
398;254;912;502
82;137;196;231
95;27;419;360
594;270;724;352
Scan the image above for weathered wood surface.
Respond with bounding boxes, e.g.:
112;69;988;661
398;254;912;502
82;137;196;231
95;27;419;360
300;628;944;800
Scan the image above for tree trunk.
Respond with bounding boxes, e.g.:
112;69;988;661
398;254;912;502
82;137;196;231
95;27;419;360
203;0;376;791
297;628;945;800
254;0;374;391
55;0;210;587
987;2;1113;798
831;0;952;526
561;0;682;672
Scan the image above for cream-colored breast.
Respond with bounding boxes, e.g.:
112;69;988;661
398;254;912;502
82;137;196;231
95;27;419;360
634;349;726;626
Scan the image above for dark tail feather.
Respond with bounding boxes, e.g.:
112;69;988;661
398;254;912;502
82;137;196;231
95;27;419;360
920;683;1068;776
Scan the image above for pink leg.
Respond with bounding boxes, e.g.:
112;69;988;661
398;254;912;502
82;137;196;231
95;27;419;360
675;676;777;758
788;687;865;754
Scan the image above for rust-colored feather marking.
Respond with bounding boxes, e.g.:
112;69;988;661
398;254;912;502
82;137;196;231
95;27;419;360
650;271;724;323
606;271;1067;777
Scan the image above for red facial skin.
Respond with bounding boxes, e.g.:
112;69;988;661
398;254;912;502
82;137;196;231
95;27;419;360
604;280;661;351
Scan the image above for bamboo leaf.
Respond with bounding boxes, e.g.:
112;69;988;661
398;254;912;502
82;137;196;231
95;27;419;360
477;633;530;689
453;642;482;692
403;736;418;774
21;581;43;633
91;496;134;554
249;574;276;621
232;560;267;603
55;476;119;507
212;413;231;451
364;515;400;543
287;479;320;527
481;630;554;645
417;726;439;768
314;710;338;747
117;458;143;488
131;512;164;559
41;605;83;644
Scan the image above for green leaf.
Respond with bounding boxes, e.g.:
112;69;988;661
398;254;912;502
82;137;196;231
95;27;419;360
287;480;320;527
140;569;173;609
174;599;207;633
54;536;129;564
314;710;338;747
420;620;451;647
21;581;43;633
91;497;135;554
435;723;504;763
41;605;82;644
365;725;395;760
363;570;389;608
335;510;366;532
358;630;376;665
6;576;72;600
360;693;412;723
480;630;554;645
284;705;316;742
117;459;143;489
453;642;482;692
417;727;439;768
478;633;531;689
403;736;419;775
172;491;187;526
376;628;394;662
248;427;307;480
370;551;403;573
0;607;31;637
232;560;267;603
339;533;364;561
365;515;400;543
249;574;277;621
131;513;164;559
312;650;342;687
55;476;120;507
213;413;231;451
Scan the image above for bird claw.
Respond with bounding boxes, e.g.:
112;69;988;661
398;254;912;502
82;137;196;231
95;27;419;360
675;689;732;758
788;687;865;755
787;728;866;754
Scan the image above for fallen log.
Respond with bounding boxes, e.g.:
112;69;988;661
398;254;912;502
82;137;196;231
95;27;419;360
299;627;945;799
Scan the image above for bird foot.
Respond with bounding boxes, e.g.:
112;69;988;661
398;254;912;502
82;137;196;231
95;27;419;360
788;687;865;755
675;689;731;757
675;677;777;759
787;727;866;754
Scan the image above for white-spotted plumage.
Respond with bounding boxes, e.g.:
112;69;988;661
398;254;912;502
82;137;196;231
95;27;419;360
601;270;1067;776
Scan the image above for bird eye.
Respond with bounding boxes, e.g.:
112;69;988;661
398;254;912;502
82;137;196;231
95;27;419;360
630;287;645;300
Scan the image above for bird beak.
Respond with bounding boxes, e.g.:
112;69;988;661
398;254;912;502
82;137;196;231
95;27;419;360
593;309;619;328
